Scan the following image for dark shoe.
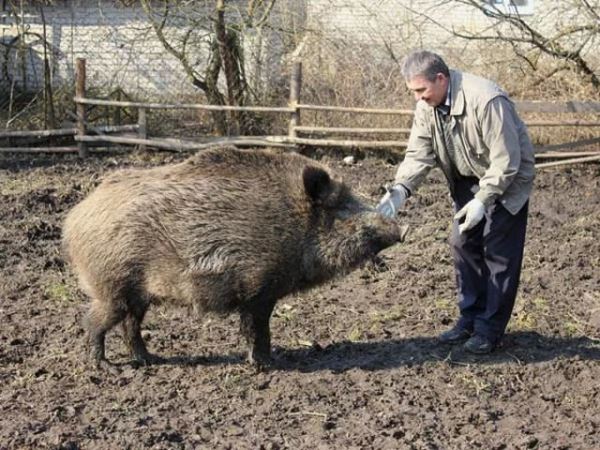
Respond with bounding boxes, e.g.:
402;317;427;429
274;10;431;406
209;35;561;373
438;326;472;344
463;335;495;354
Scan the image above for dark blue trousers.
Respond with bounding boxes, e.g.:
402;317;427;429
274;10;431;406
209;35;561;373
450;177;528;344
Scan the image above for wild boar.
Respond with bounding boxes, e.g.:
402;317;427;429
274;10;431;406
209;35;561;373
62;146;405;370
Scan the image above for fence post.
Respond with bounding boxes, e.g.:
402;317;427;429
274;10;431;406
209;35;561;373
113;89;122;126
75;58;88;158
288;61;302;139
137;108;147;152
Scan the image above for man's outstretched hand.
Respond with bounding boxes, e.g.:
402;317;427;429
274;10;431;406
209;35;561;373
376;184;409;219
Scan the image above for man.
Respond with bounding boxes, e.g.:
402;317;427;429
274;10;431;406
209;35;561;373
378;50;535;354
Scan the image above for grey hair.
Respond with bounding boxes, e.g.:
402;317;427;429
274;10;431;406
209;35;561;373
400;50;450;82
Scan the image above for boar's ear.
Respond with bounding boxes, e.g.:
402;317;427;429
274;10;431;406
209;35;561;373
303;165;332;203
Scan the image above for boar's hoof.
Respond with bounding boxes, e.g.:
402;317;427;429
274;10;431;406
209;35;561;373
247;351;273;371
131;353;166;367
94;359;122;376
253;359;274;373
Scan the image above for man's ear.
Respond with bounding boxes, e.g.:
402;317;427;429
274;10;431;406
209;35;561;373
303;165;332;203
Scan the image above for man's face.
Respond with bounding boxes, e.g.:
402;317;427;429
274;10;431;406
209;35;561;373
406;73;449;107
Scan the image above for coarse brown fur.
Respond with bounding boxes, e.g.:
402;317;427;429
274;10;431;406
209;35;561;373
62;146;404;369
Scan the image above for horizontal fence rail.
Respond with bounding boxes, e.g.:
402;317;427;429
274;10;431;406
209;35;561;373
525;120;600;127
2;59;600;169
293;126;411;135
75;135;295;151
288;137;409;147
0;124;138;139
296;104;414;115
514;100;600;113
71;99;600;127
74;97;295;113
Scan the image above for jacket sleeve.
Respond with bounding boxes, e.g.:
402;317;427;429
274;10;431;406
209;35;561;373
394;103;437;194
474;96;522;207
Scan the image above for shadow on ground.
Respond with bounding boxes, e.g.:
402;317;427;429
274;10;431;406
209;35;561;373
279;332;600;372
123;332;599;372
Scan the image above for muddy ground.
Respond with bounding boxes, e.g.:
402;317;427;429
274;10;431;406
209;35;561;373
1;147;599;450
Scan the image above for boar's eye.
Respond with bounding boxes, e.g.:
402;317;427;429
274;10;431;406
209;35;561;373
302;165;332;203
335;196;367;219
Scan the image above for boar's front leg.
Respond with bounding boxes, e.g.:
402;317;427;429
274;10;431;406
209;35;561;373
239;298;277;368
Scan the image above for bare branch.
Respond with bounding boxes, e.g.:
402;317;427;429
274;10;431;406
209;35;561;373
246;0;277;28
140;0;207;91
581;0;600;20
446;0;600;88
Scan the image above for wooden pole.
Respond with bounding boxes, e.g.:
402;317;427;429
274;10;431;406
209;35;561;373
288;61;302;138
536;154;600;168
74;97;294;113
293;126;411;135
526;119;600;127
534;137;600;153
0;124;138;139
75;58;88;157
288;137;408;148
0;146;128;154
114;89;122;126
535;151;600;159
75;134;295;151
297;104;414;115
137;108;147;152
0;146;80;153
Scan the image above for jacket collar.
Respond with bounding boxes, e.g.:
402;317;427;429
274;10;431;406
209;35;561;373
448;70;465;116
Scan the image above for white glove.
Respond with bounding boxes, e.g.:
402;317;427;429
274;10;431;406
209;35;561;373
376;184;409;218
454;198;485;234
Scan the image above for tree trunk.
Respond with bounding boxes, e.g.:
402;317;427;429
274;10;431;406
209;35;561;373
201;38;228;135
215;0;249;135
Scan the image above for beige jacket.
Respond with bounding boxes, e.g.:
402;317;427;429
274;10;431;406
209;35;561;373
394;70;535;215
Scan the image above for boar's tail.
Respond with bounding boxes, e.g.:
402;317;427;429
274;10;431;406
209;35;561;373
59;225;73;266
60;237;72;265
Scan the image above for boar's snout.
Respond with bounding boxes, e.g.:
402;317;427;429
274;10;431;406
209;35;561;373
365;212;409;249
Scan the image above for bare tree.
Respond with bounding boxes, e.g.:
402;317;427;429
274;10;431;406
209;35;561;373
140;0;276;135
446;0;600;88
1;0;60;129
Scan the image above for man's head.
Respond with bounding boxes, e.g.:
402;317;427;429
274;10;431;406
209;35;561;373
401;50;450;107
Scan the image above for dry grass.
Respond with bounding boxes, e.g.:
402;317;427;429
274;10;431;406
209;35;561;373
2;38;598;145
295;39;600;146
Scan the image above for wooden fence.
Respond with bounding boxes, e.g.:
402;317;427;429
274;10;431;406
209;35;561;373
2;58;600;168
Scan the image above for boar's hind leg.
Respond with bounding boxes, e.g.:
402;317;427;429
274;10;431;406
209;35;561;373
121;301;163;365
240;299;277;368
85;297;126;370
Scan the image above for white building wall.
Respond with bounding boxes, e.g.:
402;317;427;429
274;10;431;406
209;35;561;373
1;0;595;98
0;0;291;99
306;0;489;48
301;0;599;86
1;3;199;97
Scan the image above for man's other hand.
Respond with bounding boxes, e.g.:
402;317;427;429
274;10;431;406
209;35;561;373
454;198;485;234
